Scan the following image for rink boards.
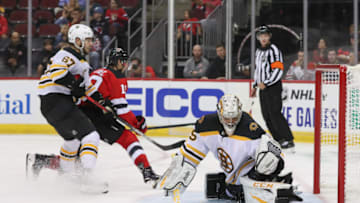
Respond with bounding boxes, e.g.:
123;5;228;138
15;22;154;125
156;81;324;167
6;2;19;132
0;78;332;143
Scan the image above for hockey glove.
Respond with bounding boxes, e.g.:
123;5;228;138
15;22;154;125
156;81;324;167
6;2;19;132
99;99;118;125
70;77;86;98
136;115;147;133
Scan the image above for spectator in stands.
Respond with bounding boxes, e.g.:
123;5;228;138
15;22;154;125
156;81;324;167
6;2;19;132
327;48;339;64
203;44;225;79
337;33;360;65
61;0;81;12
105;0;128;33
5;32;26;75
55;24;69;49
90;0;102;16
285;50;315;81
55;9;71;26
36;39;54;77
128;57;156;78
312;38;328;64
183;44;209;78
177;10;202;55
91;6;110;48
203;0;222;18
191;0;206;20
105;0;129;48
0;7;8;39
69;8;84;26
285;50;305;80
89;7;110;70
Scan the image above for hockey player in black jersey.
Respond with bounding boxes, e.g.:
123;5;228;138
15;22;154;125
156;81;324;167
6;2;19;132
28;48;159;185
157;94;302;203
37;24;108;193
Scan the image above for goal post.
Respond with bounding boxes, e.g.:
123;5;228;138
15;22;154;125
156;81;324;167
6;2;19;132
314;64;360;203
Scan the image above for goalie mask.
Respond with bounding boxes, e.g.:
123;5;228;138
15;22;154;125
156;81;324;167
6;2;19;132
217;95;242;136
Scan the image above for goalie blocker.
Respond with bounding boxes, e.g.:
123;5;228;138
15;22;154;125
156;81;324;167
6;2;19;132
156;95;302;203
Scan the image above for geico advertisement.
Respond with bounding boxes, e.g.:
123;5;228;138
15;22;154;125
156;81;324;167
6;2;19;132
126;80;249;125
0;79;336;135
0;80;249;125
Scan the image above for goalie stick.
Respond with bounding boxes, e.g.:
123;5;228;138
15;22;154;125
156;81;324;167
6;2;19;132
86;96;185;151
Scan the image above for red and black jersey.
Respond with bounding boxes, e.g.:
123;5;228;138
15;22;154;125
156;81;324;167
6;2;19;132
89;68;139;127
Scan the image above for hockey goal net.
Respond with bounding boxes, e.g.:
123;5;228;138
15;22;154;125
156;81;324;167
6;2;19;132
314;64;360;203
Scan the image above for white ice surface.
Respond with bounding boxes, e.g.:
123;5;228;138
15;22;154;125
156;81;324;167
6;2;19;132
0;135;327;203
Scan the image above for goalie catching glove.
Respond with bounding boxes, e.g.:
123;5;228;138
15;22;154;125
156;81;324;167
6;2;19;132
156;153;196;196
252;134;284;180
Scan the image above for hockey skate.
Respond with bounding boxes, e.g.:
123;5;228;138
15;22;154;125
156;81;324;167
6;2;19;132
280;140;295;153
141;166;159;187
26;153;58;179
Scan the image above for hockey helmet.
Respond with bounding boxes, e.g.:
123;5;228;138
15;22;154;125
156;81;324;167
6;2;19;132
68;24;94;53
217;94;243;136
107;48;128;66
256;25;272;39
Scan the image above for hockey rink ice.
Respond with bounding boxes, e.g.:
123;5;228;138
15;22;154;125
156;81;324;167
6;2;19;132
0;135;327;203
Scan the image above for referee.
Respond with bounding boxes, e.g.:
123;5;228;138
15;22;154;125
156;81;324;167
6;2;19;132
250;25;294;149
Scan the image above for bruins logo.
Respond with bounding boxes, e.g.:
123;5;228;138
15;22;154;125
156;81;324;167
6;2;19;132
217;148;234;173
249;122;258;131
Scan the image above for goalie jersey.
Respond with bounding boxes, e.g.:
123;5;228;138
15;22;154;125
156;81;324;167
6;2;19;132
180;112;266;185
37;47;94;96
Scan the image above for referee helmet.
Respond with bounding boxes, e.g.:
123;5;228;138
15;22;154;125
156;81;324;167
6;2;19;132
256;25;272;39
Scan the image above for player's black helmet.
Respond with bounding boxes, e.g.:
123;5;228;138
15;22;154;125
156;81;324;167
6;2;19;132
256;25;272;37
107;48;128;66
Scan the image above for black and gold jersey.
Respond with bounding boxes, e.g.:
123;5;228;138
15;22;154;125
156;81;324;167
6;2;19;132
179;112;267;185
38;47;94;96
194;112;265;139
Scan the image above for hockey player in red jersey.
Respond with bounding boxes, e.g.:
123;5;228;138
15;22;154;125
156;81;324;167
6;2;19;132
89;48;146;132
26;48;158;184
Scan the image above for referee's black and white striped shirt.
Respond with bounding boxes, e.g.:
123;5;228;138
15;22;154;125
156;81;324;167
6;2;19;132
253;44;284;88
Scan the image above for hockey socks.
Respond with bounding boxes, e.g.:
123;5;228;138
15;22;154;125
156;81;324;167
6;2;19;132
116;130;150;168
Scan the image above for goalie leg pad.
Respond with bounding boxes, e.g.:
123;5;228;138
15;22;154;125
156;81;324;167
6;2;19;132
276;187;303;203
240;176;302;203
157;153;196;195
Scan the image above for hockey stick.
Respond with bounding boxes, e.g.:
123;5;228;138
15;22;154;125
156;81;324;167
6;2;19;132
248;97;255;117
86;96;185;151
148;123;195;130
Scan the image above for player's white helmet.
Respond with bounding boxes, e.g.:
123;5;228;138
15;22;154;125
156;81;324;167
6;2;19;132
68;24;94;53
217;94;243;136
